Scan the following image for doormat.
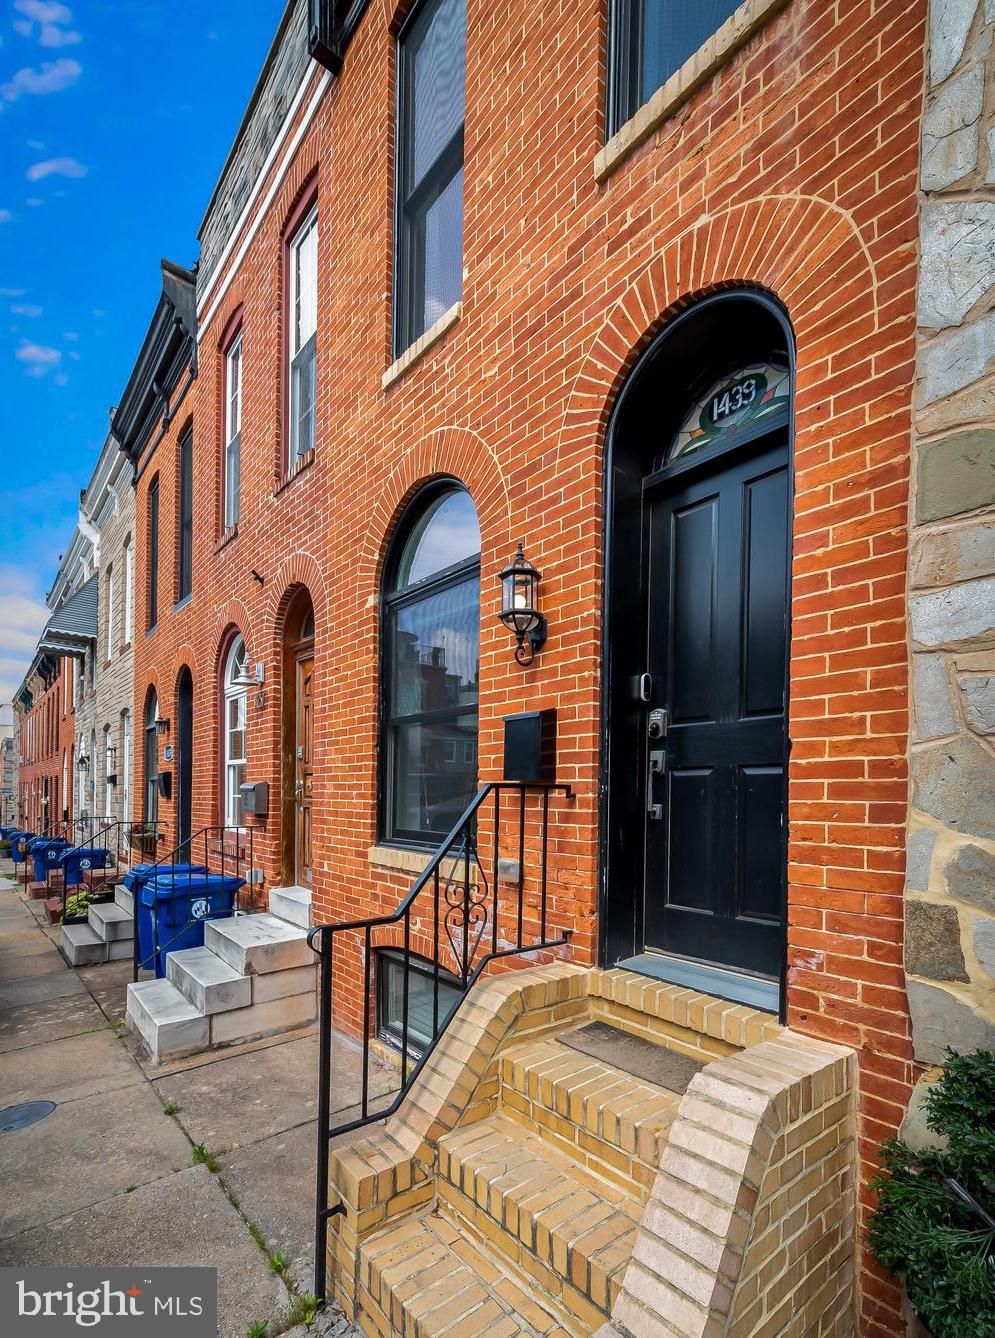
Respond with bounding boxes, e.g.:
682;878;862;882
556;1022;704;1095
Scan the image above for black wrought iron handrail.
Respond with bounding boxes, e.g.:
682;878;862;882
59;820;161;921
132;824;255;980
307;780;573;1302
20;818;76;892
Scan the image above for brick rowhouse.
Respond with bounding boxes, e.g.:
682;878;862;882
125;0;926;1329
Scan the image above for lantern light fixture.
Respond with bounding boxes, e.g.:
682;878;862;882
154;716;170;737
76;753;89;772
232;659;265;690
499;542;547;667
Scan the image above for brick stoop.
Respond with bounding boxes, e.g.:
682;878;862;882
325;966;856;1337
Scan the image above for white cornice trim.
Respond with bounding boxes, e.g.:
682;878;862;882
197;66;331;331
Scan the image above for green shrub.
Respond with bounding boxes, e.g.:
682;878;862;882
64;890;92;918
868;1049;995;1338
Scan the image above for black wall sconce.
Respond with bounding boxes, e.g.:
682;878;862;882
499;543;546;666
76;754;89;773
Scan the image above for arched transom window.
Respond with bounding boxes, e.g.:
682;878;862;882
381;485;481;844
224;636;248;827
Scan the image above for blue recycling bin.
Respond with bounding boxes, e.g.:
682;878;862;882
124;861;207;894
0;826;16;840
30;838;69;883
10;831;34;863
61;846;111;889
138;871;243;977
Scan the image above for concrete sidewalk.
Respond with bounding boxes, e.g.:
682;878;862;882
0;863;359;1338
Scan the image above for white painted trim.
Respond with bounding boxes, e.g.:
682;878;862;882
197;68;331;332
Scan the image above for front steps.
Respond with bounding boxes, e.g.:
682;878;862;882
125;886;316;1063
329;966;857;1338
59;882;134;966
356;1037;669;1337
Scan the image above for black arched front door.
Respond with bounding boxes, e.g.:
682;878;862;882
602;293;792;1010
177;668;193;857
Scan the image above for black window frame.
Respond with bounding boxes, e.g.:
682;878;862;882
376;947;462;1059
147;477;160;631
606;0;741;137
378;480;480;848
177;427;193;604
392;0;467;357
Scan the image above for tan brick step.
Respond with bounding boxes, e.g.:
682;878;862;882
438;1114;641;1328
357;1210;567;1337
498;1036;679;1197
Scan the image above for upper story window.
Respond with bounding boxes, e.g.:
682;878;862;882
394;0;466;355
288;204;318;462
608;0;741;133
380;484;480;846
105;565;115;664
177;429;193;603
148;477;160;630
224;330;242;528
122;536;133;645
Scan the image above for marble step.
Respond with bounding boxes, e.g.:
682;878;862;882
126;978;209;1062
60;922;107;967
268;885;311;929
114;884;134;916
205;913;311;975
166;946;252;1015
89;901;134;943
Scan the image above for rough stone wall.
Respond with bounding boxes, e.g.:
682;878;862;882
906;0;995;1064
197;0;311;293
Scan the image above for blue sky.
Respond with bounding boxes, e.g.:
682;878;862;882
0;0;284;707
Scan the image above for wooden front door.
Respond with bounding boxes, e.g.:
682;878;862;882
641;433;790;978
295;651;314;886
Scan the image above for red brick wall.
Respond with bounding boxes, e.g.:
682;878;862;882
131;0;924;1329
18;660;75;835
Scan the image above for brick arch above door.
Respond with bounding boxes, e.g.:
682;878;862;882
555;192;880;473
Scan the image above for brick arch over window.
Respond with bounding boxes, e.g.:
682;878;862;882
361;426;511;594
555;193;878;471
211;601;255;677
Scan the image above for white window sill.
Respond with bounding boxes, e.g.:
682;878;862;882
595;0;791;183
383;302;462;390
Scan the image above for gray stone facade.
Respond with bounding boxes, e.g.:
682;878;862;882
906;0;995;1066
198;0;312;294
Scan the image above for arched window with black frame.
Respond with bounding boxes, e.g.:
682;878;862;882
380;483;481;845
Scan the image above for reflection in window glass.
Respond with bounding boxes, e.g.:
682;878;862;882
377;949;462;1056
383;486;480;843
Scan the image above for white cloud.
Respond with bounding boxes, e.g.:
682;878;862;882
13;2;81;48
25;197;42;206
10;303;42;316
1;57;80;103
15;1;73;22
26;137;43;149
25;155;85;181
0;565;50;707
54;371;68;385
0;209;11;222
0;288;26;296
62;329;77;339
15;339;60;376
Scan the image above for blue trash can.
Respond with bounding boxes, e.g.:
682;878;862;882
0;826;16;840
137;871;242;977
61;846;111;889
10;831;34;864
30;838;69;883
124;861;207;894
